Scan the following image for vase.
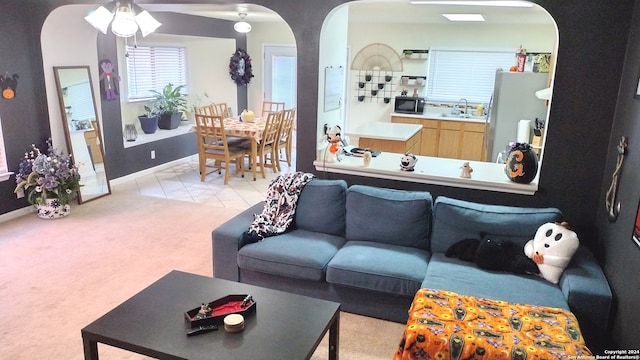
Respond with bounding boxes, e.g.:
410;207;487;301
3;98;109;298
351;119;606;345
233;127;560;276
158;112;182;130
124;124;138;141
138;115;158;134
36;198;71;219
504;142;539;184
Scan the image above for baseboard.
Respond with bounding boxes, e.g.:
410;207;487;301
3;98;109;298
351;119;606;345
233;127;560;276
110;155;196;187
0;205;35;224
0;156;196;224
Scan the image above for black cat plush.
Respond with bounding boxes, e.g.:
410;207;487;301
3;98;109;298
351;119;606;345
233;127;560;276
445;233;539;275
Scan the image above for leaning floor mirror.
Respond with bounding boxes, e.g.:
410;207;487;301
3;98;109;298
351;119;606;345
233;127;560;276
53;66;111;204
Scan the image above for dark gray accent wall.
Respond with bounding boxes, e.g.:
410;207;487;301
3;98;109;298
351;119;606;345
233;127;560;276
1;0;638;349
594;1;640;350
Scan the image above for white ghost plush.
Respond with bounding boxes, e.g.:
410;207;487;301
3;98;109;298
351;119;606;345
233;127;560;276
524;222;579;284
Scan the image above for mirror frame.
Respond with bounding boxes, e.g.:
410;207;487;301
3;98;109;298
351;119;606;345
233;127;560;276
53;65;111;204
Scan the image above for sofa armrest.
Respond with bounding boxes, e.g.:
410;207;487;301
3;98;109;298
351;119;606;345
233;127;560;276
559;245;612;339
212;202;263;281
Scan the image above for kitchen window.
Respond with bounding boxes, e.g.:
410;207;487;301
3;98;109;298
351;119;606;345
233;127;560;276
125;44;188;101
0;116;12;182
426;48;514;104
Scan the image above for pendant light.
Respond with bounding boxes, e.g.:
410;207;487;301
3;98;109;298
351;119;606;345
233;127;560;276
85;1;161;38
234;13;252;33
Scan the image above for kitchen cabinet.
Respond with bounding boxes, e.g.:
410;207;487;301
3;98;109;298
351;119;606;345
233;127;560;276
392;115;486;161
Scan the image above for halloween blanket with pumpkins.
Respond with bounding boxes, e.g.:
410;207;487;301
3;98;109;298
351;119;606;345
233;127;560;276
393;289;591;360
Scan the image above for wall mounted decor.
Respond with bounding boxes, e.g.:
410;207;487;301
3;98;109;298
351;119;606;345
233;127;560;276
605;136;628;222
0;72;19;99
98;58;120;101
229;48;254;86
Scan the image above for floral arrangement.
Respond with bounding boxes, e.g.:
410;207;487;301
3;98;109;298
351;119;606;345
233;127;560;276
229;48;254;86
14;139;81;206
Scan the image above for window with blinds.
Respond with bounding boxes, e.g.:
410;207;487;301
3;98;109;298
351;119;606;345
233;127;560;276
0;115;12;181
126;45;188;101
426;48;514;104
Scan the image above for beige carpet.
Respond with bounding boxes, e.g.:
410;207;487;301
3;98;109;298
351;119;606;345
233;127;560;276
0;192;404;359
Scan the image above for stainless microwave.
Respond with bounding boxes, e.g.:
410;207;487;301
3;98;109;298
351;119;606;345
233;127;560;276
394;96;425;114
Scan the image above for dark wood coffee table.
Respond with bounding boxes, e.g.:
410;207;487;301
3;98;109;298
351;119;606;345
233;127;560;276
81;270;340;360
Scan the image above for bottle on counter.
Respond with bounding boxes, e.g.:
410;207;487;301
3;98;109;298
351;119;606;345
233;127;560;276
476;104;484;116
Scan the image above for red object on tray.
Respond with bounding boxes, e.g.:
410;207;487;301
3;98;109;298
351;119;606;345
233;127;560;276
184;294;256;328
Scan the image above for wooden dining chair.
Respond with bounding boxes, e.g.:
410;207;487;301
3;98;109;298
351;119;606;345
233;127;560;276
194;104;215;116
277;108;296;167
260;101;285;118
194;113;245;185
212;103;230;118
242;110;283;178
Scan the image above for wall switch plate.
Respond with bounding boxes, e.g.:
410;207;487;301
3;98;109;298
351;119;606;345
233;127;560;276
151;150;156;159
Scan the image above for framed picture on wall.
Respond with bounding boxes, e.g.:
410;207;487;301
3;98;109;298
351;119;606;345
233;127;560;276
633;198;640;249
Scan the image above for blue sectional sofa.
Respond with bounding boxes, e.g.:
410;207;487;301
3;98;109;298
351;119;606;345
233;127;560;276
212;179;611;347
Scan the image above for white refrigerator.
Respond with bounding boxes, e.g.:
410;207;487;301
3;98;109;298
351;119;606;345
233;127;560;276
486;70;549;163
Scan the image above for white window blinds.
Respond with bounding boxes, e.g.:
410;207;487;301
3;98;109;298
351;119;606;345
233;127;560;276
0;115;12;181
126;45;188;100
426;48;514;104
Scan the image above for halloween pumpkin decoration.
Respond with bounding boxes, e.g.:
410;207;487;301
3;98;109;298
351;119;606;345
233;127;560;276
240;109;255;123
0;73;19;99
504;142;538;183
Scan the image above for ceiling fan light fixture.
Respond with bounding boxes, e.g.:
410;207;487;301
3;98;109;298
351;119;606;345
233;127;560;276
85;1;161;38
111;3;138;38
84;5;114;35
135;10;162;37
234;13;252;33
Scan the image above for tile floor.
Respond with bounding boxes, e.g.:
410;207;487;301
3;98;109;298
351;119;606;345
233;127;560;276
113;154;296;210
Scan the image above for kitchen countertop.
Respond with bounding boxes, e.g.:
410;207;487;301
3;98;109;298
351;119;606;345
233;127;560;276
346;122;422;141
391;111;487;123
313;151;538;195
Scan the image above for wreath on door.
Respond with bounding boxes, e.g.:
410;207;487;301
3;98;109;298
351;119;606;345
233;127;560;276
229;48;254;85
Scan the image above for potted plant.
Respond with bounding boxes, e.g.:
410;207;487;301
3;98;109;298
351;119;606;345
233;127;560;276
150;83;187;130
14;139;81;219
138;105;159;134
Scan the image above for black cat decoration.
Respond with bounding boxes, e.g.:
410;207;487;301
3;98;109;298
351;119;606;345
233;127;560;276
0;73;19;99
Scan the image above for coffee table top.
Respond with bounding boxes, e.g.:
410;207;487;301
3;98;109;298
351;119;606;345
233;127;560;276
82;270;340;360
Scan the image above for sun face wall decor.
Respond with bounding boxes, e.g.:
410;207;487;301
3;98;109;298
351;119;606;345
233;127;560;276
229;48;254;86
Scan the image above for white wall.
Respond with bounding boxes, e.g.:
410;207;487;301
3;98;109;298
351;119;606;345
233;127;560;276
246;22;296;114
318;6;349;135
116;34;237;127
41;5;100;152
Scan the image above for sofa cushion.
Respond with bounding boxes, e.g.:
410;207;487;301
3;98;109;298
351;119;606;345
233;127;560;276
345;185;432;249
237;229;346;281
326;240;430;296
294;179;348;236
423;253;569;309
430;196;562;253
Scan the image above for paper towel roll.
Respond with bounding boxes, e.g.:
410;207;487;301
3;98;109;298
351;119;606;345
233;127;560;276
517;119;531;143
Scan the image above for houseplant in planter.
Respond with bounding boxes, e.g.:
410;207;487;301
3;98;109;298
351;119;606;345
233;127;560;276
138;105;159;134
14;139;81;219
150;83;187;130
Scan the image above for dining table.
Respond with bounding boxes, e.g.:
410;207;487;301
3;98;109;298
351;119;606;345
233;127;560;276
223;116;267;181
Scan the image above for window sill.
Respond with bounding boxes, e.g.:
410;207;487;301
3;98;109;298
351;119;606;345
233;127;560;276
123;121;194;148
313;152;538;195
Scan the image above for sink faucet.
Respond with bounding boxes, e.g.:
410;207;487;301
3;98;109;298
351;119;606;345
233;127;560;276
453;98;468;116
